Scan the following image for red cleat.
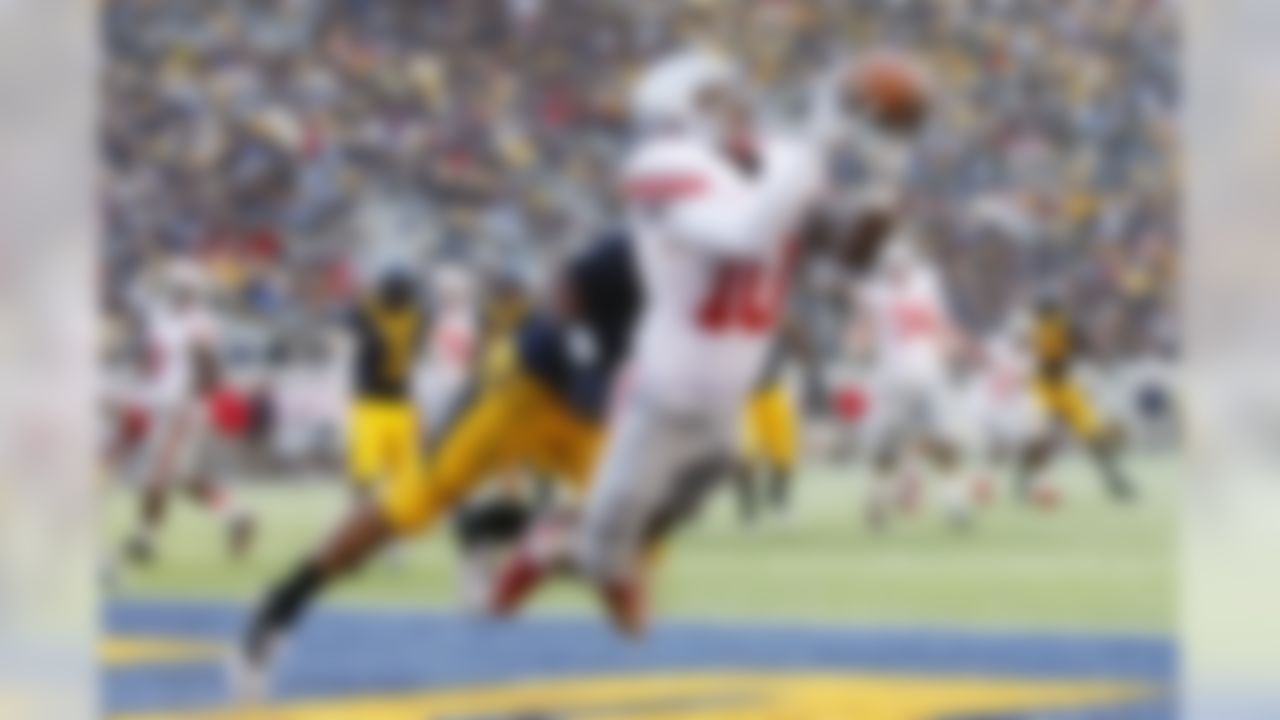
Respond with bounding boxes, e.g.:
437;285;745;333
489;550;547;618
489;515;576;618
600;579;647;638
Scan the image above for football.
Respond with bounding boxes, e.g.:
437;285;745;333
848;51;931;132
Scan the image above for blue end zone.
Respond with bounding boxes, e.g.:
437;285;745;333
106;598;1176;719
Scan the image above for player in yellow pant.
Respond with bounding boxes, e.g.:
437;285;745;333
738;380;799;524
238;234;641;695
381;371;602;534
1016;300;1135;502
1034;376;1104;443
344;269;429;498
347;400;421;495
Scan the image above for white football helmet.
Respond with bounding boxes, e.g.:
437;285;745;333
629;49;749;142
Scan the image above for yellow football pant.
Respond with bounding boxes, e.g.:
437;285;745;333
348;399;422;491
1035;377;1104;441
380;373;602;535
742;383;799;471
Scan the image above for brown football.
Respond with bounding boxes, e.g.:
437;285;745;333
849;52;930;132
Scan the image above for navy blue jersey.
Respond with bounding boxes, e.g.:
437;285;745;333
348;299;427;400
517;232;642;418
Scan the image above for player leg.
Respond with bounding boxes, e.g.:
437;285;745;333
921;430;971;530
235;492;395;699
346;400;387;501
921;376;976;530
1015;378;1072;504
962;382;1000;506
124;405;192;565
457;376;603;608
573;401;734;636
453;486;537;611
640;452;739;565
185;479;256;560
493;397;730;637
1087;434;1137;502
236;376;537;698
863;381;909;530
1014;427;1061;504
1008;386;1059;504
757;384;799;517
381;402;427;571
1059;381;1137;502
181;404;257;560
340;400;425;571
867;442;903;530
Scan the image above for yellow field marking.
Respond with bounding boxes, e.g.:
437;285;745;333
115;671;1153;720
102;636;222;666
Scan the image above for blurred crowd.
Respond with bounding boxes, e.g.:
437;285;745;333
101;0;1179;359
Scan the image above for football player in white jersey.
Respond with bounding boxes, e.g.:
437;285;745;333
805;51;971;528
854;237;975;530
965;311;1047;499
490;49;826;636
416;266;479;428
122;261;255;565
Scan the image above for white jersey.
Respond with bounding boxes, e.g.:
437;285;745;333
622;134;823;413
144;304;220;408
967;332;1044;447
977;333;1034;408
858;256;969;452
416;303;479;425
859;257;952;382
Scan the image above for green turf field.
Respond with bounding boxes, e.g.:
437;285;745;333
105;453;1175;632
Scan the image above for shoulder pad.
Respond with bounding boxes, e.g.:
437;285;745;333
621;139;716;205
